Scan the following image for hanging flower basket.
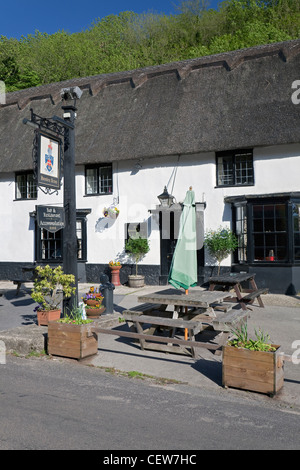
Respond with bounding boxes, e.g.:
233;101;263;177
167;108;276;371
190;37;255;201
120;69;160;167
103;206;119;219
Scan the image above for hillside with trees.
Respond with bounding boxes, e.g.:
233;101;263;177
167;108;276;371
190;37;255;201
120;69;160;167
1;0;299;92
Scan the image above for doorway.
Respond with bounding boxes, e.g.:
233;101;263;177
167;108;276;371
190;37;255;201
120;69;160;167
158;206;204;284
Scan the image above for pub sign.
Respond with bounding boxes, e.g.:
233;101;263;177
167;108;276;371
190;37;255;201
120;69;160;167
38;131;62;190
37;205;65;233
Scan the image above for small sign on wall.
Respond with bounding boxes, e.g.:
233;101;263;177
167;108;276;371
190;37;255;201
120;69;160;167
37;206;65;233
38;131;61;190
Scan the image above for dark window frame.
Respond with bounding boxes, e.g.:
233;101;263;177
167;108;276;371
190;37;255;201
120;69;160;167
35;211;88;263
231;195;300;265
216;149;254;187
15;171;37;200
85;163;113;196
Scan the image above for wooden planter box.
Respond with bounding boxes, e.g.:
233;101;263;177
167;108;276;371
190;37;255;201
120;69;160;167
48;321;98;360
222;344;284;396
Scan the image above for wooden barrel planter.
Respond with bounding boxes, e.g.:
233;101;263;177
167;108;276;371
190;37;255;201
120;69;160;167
222;344;284;396
48;321;98;360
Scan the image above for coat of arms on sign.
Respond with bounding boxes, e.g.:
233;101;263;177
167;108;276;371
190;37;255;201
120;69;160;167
45;141;54;173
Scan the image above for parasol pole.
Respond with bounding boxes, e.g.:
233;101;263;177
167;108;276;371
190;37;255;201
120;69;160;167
185;289;188;340
184;187;193;341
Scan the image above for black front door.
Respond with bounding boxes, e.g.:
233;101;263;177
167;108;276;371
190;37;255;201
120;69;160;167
159;207;205;285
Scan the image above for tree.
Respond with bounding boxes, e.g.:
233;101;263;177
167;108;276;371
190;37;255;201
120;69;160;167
204;227;238;275
125;237;150;276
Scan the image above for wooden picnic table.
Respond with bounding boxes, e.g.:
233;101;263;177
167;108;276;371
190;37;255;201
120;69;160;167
119;288;248;357
208;273;268;311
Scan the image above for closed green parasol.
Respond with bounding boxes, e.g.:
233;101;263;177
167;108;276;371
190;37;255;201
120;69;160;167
168;187;197;290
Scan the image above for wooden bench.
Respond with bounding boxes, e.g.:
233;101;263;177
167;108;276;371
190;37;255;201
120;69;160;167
241;287;269;308
211;309;250;355
12;279;32;296
212;309;249;332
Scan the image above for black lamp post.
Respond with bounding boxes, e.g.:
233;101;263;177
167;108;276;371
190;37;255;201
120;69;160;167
59;86;82;312
61;103;77;311
23;86;82;313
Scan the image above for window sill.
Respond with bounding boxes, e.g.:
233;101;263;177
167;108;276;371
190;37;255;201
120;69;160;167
214;183;254;189
83;193;113;197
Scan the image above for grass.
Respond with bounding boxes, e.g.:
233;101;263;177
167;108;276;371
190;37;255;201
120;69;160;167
100;366;186;385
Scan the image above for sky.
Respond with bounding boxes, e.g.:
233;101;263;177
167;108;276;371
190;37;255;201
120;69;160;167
0;0;221;39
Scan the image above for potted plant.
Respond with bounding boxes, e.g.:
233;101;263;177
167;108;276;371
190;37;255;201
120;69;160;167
125;237;150;288
81;291;105;318
204;226;238;275
103;206;119;219
48;303;98;360
31;265;76;326
109;260;122;286
222;322;284;396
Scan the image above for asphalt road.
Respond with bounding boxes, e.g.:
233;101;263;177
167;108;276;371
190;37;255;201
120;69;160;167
0;354;299;451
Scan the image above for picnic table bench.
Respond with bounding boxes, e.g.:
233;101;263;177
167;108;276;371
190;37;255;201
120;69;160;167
209;273;268;310
95;289;249;358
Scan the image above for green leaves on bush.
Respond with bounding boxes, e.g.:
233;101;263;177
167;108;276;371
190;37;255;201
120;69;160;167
204;226;238;274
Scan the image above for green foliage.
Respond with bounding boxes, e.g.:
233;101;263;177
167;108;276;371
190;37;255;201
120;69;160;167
1;0;300;92
31;265;76;311
204;226;238;274
229;321;276;352
60;302;93;325
125;237;150;276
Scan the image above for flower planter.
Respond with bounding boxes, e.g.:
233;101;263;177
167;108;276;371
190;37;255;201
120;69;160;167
128;274;145;288
37;309;61;326
110;265;122;286
85;299;100;306
222;344;284;396
85;305;106;319
48;320;98;360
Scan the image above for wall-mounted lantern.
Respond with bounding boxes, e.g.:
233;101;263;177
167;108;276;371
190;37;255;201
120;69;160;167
157;186;175;207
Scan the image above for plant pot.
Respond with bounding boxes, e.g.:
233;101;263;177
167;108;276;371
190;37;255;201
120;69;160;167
85;305;106;319
85;299;101;306
48;320;98;359
37;309;61;326
110;265;122;286
222;344;284;396
128;274;145;288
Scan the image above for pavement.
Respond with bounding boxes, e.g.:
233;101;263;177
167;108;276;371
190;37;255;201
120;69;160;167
0;281;299;410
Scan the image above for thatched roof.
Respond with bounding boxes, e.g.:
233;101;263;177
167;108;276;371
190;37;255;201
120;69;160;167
1;39;300;172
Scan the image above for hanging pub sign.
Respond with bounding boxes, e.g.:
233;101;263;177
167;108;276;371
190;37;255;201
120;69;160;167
37;205;65;233
38;131;62;190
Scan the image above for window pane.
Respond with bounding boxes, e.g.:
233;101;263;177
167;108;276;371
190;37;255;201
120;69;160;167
40;229;62;260
76;220;82;259
27;173;37;199
16;174;27;199
235;153;253;184
99;166;112;194
86;168;97;194
234;204;247;262
217;156;233;185
253;218;263;232
252;203;287;262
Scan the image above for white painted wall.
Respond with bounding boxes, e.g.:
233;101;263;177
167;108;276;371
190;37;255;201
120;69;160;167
1;143;300;270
